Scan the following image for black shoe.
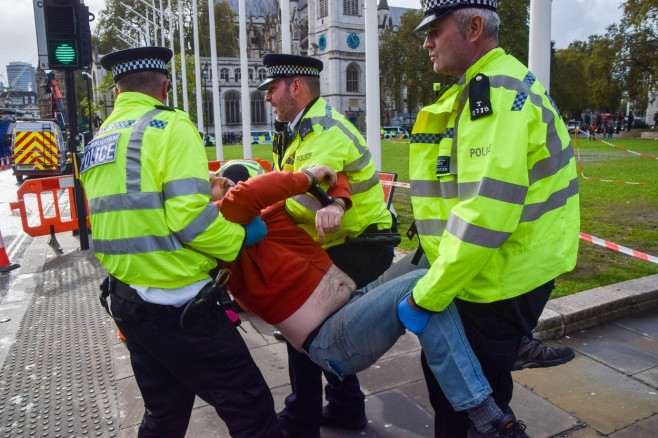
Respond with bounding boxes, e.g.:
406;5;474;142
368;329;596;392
320;406;368;430
273;330;285;342
468;412;529;438
513;336;575;371
277;412;320;438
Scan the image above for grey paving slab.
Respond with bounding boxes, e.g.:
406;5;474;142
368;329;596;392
112;342;133;381
510;382;581;438
116;377;144;430
1;272;39;303
238;318;271;349
379;331;421;360
568;426;607;437
560;323;658;375
609;414;658;437
634;366;658;388
245;312;279;339
248;341;290;390
395;379;433;415
322;389;435;438
614;311;658;338
357;348;424;395
0;299;30;336
513;355;658;435
184;405;229;438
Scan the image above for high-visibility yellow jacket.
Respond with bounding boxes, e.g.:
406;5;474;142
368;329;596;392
274;97;391;248
409;48;580;312
80;92;245;288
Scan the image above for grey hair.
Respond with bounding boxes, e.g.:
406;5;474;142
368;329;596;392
452;8;500;43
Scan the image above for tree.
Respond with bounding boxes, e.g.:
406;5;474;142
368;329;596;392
379;10;455;119
94;0;239;58
585;35;624;112
498;0;530;64
550;45;589;119
611;0;658;111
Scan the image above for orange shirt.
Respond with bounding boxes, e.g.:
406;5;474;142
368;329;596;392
217;171;351;324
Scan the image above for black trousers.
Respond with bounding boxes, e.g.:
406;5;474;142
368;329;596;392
110;291;283;438
280;242;395;429
421;280;555;438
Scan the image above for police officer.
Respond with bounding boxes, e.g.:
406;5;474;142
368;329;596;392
259;53;396;437
402;1;580;437
80;47;282;438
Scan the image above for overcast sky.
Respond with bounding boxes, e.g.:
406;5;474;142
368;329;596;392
1;0;624;88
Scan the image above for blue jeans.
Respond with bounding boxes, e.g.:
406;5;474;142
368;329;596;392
306;270;492;411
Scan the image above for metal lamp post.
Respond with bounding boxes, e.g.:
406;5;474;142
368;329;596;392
81;72;93;137
201;63;209;144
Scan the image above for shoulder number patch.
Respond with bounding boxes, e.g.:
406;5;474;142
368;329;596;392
80;132;120;174
469;74;493;120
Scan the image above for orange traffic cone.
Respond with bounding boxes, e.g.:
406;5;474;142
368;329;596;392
0;228;20;273
0;157;7;170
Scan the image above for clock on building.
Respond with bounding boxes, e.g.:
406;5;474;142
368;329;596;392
318;35;327;50
347;33;360;49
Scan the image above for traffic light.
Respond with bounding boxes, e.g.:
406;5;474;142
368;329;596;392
34;0;92;70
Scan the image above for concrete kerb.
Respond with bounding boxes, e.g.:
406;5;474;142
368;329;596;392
535;273;658;340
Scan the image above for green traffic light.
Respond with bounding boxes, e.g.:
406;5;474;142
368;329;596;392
54;43;77;64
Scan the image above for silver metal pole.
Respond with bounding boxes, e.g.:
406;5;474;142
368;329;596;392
192;0;203;132
281;0;291;54
178;0;189;113
528;0;552;91
159;0;165;46
364;0;381;169
208;0;223;159
168;0;178;107
239;0;251;158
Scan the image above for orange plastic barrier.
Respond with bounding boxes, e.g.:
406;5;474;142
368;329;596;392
377;172;398;209
9;175;90;237
208;158;273;173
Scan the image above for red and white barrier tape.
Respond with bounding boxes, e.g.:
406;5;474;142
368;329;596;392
381;180;411;188
575;134;649;185
594;137;657;160
579;232;658;264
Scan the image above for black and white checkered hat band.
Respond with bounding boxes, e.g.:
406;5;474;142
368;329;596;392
111;58;168;79
266;64;321;78
420;0;497;13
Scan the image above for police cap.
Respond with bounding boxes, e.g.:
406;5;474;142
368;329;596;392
100;46;173;82
415;0;498;32
257;53;323;91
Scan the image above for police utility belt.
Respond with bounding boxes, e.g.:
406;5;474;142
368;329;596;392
345;223;401;247
98;269;243;331
306;179;401;247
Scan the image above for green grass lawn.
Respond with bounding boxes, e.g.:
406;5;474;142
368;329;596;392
207;136;658;298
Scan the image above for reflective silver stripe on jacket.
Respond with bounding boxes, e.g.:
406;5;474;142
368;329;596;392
410;177;526;204
488;74;573;182
520;177;578;223
89;178;210;214
416;218;448;237
350;172;380;196
91;110;218;254
94;233;183;255
308;117;367;155
446;214;512;249
126;109;162;193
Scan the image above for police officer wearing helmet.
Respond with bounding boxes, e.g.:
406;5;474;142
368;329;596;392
260;53;398;437
80;47;283;438
395;1;580;436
